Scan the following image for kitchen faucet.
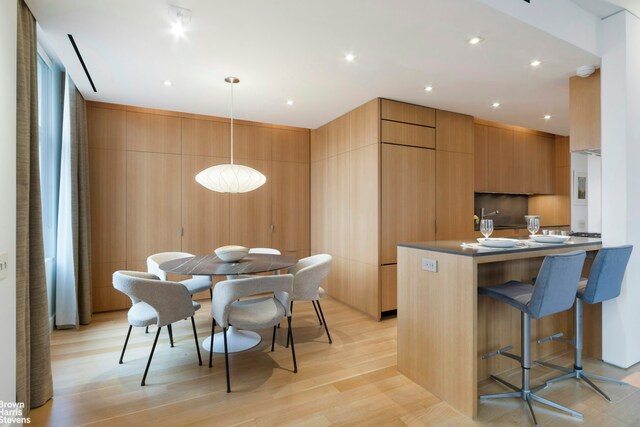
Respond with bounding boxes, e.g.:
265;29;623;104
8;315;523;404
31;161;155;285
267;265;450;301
481;208;500;220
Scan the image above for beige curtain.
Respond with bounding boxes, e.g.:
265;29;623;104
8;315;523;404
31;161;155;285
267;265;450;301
15;0;53;412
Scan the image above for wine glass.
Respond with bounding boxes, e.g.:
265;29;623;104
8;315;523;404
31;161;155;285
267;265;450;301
527;217;540;236
480;219;494;239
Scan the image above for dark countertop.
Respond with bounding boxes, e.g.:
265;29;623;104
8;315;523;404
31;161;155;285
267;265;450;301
399;237;602;257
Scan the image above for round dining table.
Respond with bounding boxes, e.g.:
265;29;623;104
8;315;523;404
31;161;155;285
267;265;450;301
159;253;298;354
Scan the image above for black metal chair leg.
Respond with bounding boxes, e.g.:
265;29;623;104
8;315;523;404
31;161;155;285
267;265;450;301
209;318;216;368
145;326;149;334
141;327;162;386
191;316;202;366
119;325;133;364
317;300;332;344
167;324;174;347
312;300;323;325
286;301;294;348
223;327;231;393
287;316;298;373
271;325;277;352
209;287;213;301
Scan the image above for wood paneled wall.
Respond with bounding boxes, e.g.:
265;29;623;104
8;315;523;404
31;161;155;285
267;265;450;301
88;102;310;312
310;99;380;318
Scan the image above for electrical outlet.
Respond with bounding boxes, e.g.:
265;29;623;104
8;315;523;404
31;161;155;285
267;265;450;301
0;252;7;281
421;258;437;273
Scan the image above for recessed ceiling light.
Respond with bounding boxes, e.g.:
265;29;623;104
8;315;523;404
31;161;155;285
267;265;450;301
544;114;551;120
163;80;172;87
168;5;191;38
424;86;433;92
287;100;294;106
492;102;500;108
530;60;542;67
345;53;355;62
468;36;484;45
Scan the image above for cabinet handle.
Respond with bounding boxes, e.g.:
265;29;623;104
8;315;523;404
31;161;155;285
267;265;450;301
270;224;275;233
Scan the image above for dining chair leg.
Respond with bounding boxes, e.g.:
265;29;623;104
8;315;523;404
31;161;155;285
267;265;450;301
312;300;323;325
271;325;277;352
141;327;162;386
145;326;149;334
286;301;294;348
119;325;133;364
316;300;332;344
210;288;213;301
223;327;231;393
191;316;202;366
167;324;174;347
209;318;216;368
287;316;298;373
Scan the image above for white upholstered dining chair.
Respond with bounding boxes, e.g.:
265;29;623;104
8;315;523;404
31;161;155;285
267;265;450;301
209;274;297;392
112;271;202;386
147;252;213;297
287;254;332;345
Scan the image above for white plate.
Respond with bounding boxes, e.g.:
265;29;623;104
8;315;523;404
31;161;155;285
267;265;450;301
477;238;520;248
529;235;571;244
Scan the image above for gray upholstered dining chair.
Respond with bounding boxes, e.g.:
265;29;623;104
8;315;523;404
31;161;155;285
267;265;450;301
209;274;297;392
113;271;202;386
286;254;332;346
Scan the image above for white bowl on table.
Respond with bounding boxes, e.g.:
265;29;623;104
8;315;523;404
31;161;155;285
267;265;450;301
215;245;249;262
477;238;520;248
529;235;571;244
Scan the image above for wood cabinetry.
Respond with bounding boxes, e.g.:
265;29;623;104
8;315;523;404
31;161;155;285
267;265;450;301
570;69;600;152
381;144;436;264
87;102;310;312
312;99;473;317
475;121;555;195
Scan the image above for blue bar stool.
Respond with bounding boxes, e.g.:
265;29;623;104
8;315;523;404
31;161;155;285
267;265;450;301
536;245;633;401
479;250;586;427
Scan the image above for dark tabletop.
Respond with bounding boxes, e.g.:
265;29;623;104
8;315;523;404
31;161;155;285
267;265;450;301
158;253;298;276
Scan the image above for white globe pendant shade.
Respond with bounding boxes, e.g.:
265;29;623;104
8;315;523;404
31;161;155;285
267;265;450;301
195;163;266;193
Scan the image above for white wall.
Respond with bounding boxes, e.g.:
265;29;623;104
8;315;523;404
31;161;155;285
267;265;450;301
0;0;18;403
601;10;640;368
571;152;588;232
587;155;602;233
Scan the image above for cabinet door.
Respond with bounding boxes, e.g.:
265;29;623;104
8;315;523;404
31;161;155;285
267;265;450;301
381;120;435;149
436;151;475;240
229;159;272;248
126;151;182;269
474;124;489;192
271;161;310;257
381;264;397;312
512;132;533;194
181;155;230;255
530;134;555;195
381;144;436;264
487;127;514;193
381;99;435;127
570;69;600;152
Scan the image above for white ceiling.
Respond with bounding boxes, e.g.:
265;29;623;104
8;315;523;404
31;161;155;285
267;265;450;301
26;0;601;135
571;0;623;18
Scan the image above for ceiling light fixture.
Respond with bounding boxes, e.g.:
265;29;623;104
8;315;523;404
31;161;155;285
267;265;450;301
424;86;433;92
530;59;542;67
163;80;172;87
345;53;355;62
168;5;191;38
287;99;294;106
544;114;551;120
468;36;484;45
195;77;267;193
492;102;500;108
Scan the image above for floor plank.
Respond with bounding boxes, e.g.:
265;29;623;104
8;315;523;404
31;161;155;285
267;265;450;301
30;297;640;426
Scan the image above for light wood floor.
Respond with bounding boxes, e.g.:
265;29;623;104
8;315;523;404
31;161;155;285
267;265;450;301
31;297;640;426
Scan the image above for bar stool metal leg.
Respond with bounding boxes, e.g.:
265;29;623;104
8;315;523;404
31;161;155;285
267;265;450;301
536;298;627;402
480;312;583;427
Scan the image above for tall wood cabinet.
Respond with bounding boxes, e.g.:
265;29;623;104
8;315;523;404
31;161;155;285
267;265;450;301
88;102;310;312
311;99;473;318
570;69;600;152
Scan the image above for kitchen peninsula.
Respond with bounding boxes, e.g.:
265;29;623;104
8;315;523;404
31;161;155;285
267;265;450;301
396;237;602;419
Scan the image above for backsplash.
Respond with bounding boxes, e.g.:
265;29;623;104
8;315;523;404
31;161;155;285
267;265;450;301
474;193;529;227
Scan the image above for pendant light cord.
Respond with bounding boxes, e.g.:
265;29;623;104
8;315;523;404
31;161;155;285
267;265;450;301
230;81;234;164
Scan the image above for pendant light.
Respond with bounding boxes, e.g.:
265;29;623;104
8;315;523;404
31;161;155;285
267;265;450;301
195;77;267;193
